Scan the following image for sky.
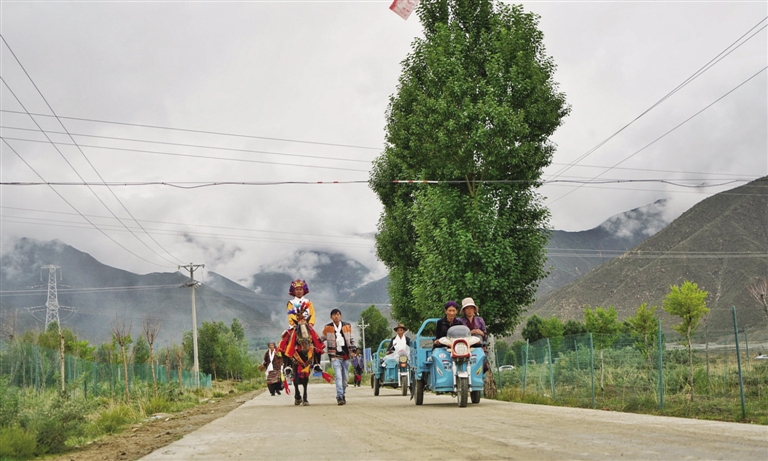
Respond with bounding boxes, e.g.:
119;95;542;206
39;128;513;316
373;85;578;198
1;0;766;285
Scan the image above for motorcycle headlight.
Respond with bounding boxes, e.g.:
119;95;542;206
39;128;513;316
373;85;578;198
453;341;469;356
398;355;408;363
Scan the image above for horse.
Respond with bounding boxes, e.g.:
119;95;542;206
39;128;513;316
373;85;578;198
279;322;330;405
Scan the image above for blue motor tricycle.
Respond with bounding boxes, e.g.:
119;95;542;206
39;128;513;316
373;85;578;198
410;319;485;407
372;339;410;396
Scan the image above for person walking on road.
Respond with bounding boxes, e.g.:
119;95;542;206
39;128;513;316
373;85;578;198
351;349;365;387
262;342;283;396
322;309;356;405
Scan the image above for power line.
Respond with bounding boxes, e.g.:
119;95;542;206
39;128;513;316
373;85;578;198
547;16;768;181
0;109;383;151
1;139;171;268
0;205;375;242
1;177;757;188
1;34;184;266
0;125;375;164
547;65;768;205
0;215;376;249
0;136;371;173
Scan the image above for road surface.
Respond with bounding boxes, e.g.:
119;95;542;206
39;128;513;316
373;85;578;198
140;383;767;460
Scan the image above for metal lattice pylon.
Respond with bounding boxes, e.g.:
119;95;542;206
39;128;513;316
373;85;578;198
41;265;61;328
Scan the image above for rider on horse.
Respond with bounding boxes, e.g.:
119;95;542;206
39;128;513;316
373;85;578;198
278;280;326;382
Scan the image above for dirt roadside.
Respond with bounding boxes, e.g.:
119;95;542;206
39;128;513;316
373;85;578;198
46;389;265;461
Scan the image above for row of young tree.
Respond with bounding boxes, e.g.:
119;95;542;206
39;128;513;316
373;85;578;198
499;281;710;401
5;316;259;400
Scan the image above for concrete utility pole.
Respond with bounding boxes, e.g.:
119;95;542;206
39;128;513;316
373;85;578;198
357;317;369;372
179;263;204;388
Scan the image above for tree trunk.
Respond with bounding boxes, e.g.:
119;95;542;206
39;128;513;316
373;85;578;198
149;345;158;398
120;345;131;404
687;327;694;402
600;349;605;393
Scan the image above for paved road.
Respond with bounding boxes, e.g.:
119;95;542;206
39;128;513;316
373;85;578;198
141;383;767;460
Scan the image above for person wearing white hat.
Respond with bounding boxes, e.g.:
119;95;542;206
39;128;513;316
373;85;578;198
459;297;487;341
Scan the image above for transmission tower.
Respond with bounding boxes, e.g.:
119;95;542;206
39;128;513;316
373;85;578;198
41;265;62;328
25;265;72;328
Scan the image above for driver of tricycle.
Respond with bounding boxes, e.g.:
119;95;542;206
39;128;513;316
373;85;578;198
433;301;463;347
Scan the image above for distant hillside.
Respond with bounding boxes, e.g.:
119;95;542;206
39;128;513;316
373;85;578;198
0;239;281;346
540;199;673;294
528;177;768;338
246;251;375;324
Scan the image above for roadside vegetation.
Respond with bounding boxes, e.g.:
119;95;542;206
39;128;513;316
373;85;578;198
493;282;768;424
0;315;266;460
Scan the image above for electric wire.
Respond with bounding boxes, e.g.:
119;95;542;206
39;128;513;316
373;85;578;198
547;65;768;205
0;205;374;241
547;16;768;182
1;139;169;267
0;125;374;164
0;81;180;267
1;34;184;266
0;109;383;151
0;136;371;173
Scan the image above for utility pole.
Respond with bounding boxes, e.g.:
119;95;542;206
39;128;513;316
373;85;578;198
179;263;204;388
357;317;369;372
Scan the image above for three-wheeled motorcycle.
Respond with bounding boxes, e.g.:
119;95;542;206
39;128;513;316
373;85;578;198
410;318;485;407
372;339;410;396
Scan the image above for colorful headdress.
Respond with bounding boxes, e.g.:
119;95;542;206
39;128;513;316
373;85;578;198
288;279;309;296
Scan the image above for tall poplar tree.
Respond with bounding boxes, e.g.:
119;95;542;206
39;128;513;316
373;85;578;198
371;0;569;335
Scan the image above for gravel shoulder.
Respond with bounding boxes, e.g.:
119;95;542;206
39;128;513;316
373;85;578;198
45;389;264;461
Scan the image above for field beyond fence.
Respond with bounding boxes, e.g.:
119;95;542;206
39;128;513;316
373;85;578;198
494;330;768;423
0;340;212;398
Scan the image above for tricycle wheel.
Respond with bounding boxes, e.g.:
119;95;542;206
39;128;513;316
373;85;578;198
415;378;424;405
370;374;374;389
457;377;468;408
471;390;481;404
374;376;380;396
400;375;408;396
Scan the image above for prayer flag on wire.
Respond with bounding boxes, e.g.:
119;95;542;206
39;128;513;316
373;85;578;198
389;0;420;20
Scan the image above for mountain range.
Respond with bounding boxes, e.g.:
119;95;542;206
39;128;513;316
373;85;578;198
528;177;768;339
3;179;764;347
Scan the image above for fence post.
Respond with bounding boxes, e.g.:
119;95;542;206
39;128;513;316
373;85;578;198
34;345;40;393
93;362;98;397
589;333;595;409
547;338;555;400
657;318;664;411
731;306;746;419
523;339;528;394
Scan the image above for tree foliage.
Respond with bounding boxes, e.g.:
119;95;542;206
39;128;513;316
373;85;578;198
626;303;659;359
521;315;543;343
370;0;569;335
359;305;391;353
183;318;254;380
540;315;565;351
663;281;709;401
584;306;620;350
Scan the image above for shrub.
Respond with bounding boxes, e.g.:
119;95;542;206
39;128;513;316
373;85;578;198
18;391;92;455
0;379;20;428
143;397;173;416
94;404;134;435
0;425;36;460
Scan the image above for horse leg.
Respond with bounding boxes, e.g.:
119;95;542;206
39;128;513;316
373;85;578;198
292;366;303;405
300;377;309;405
